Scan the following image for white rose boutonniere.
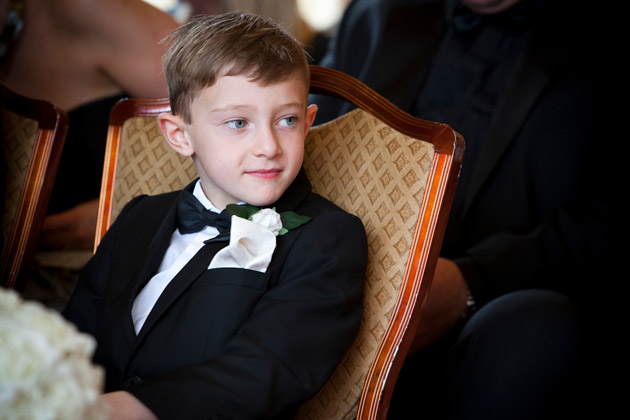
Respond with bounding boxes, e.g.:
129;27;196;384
226;204;311;236
0;288;107;420
207;205;311;272
249;208;283;236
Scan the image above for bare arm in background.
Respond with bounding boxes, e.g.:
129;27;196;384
1;0;178;249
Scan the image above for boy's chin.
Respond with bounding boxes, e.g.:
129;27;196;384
246;188;291;207
242;183;295;207
246;196;282;208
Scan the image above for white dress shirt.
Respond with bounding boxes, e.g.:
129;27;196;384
131;181;221;335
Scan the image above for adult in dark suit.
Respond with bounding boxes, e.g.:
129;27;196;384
63;170;366;419
312;0;611;418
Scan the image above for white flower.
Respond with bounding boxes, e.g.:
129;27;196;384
0;288;107;420
249;208;283;236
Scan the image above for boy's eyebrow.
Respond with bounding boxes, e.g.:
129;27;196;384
211;104;254;113
211;102;305;113
277;102;306;111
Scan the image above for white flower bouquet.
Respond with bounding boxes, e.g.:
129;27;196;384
0;288;107;420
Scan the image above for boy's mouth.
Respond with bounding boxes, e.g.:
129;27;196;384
246;169;282;179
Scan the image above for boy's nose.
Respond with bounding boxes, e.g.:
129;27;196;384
255;126;281;157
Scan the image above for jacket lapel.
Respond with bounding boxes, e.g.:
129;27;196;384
461;20;569;217
119;201;176;346
359;2;445;113
121;182;198;346
130;241;226;352
325;1;445;118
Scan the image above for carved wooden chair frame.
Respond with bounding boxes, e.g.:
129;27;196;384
1;84;68;288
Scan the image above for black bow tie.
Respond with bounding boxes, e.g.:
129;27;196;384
176;190;232;235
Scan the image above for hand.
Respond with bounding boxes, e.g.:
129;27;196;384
100;391;157;420
410;258;469;352
38;199;99;250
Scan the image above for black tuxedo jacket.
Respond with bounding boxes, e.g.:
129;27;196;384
63;170;367;419
312;0;611;305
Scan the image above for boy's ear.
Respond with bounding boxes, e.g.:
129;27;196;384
304;104;318;132
158;112;194;157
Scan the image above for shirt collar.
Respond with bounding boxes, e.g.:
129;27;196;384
192;180;224;214
191;170;310;215
268;168;312;213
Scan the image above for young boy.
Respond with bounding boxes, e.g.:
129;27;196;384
62;12;367;420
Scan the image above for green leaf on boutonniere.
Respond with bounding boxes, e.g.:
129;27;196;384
279;211;311;234
225;204;311;236
225;203;259;219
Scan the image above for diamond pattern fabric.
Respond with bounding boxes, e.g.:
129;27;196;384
2;109;38;246
297;109;434;419
111;117;196;219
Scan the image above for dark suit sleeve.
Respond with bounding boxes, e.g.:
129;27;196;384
128;210;367;420
310;0;383;123
311;0;445;125
62;195;146;335
455;200;611;307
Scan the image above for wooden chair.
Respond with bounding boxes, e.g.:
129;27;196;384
1;84;68;289
95;65;464;420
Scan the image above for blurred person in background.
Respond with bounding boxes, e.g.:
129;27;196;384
312;0;611;418
1;0;178;251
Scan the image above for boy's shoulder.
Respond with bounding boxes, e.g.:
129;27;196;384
124;189;181;213
292;190;366;245
298;191;353;219
272;170;355;218
273;170;362;229
111;188;182;232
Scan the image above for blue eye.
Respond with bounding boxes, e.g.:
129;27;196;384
279;116;297;127
226;119;246;129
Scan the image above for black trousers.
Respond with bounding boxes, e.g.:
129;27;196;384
387;289;590;419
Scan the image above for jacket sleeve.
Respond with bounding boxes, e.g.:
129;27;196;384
311;0;445;125
62;195;147;335
455;200;611;307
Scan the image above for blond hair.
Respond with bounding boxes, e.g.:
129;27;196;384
163;12;310;123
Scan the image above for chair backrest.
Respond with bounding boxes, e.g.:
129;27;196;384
95;65;464;420
94;97;194;245
1;84;68;289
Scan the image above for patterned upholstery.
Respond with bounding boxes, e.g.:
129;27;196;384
1;84;68;289
1;109;38;247
110;117;196;221
296;109;434;419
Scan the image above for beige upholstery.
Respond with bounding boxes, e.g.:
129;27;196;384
1;109;38;247
110;116;196;221
296;109;434;419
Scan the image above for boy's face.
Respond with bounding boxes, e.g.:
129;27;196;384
163;74;317;209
